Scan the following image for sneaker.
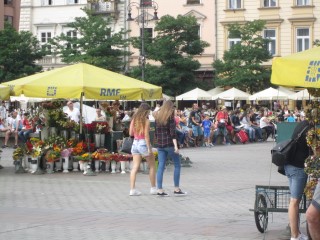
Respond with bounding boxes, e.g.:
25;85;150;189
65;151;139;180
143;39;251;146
290;233;308;240
157;192;169;197
13;145;18;149
205;143;209;147
150;187;157;195
174;189;187;196
1;145;8;148
129;189;141;196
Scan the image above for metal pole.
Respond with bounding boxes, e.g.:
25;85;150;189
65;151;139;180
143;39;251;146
141;8;145;81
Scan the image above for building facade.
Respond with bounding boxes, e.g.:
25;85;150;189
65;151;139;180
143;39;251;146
0;0;21;30
126;0;216;80
216;0;320;65
19;0;124;69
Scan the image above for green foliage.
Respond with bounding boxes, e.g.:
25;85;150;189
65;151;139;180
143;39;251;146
213;20;272;93
314;39;320;47
0;23;45;83
130;15;209;95
50;8;131;72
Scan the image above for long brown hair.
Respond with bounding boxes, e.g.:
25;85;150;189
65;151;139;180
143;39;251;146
132;103;151;135
154;100;175;126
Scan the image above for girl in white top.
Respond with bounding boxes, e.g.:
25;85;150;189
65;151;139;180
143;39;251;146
259;110;275;139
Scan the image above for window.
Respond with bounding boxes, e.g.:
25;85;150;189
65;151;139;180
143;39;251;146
4;16;13;26
140;0;151;7
41;32;52;53
229;0;241;9
296;28;310;52
41;0;53;5
67;0;78;4
228;30;241;48
296;0;310;6
264;29;276;55
140;28;153;54
4;0;13;4
263;0;276;7
66;30;77;49
187;0;200;4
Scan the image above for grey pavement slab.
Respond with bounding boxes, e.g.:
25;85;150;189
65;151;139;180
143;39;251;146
0;142;306;240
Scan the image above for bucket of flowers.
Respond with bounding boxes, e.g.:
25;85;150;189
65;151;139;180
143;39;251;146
13;147;26;173
73;152;92;175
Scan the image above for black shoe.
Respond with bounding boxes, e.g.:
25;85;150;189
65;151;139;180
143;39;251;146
174;189;187;196
13;145;18;149
1;145;8;148
157;192;169;197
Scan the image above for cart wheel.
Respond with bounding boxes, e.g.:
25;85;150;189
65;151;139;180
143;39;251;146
254;194;268;233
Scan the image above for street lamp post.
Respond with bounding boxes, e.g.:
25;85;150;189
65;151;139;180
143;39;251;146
127;1;159;81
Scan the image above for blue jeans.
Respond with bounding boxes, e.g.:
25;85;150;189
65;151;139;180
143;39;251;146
157;147;181;189
284;164;307;199
212;127;229;144
244;126;255;141
18;129;33;143
176;129;185;145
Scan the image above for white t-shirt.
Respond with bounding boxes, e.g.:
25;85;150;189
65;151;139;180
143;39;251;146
260;117;269;129
8;116;22;130
64;107;80;123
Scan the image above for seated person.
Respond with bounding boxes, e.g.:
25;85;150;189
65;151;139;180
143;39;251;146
286;111;296;122
0;117;9;132
2;111;22;148
212;106;230;145
249;109;263;142
240;111;256;142
18;112;33;143
259;110;275;139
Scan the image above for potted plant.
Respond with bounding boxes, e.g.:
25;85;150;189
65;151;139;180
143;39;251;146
73;152;92;175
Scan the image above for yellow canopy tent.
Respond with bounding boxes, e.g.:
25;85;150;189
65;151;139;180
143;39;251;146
0;84;10;100
2;63;162;133
271;47;320;88
2;63;162;100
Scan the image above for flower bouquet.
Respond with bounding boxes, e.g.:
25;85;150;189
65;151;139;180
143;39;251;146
45;146;61;162
13;147;25;161
26;138;44;158
73;152;92;162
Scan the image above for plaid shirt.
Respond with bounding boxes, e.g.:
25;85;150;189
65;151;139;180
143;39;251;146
155;117;177;148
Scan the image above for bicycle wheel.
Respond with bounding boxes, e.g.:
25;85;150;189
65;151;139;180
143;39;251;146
254;194;268;233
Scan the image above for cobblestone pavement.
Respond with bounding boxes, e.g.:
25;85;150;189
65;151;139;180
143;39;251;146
0;141;307;240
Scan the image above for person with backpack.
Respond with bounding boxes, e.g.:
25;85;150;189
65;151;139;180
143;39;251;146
284;120;310;240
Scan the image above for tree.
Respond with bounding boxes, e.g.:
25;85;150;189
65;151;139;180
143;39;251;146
0;23;45;83
130;15;209;96
212;20;272;93
50;8;131;72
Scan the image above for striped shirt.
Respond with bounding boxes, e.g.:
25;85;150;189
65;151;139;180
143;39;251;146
155;117;177;148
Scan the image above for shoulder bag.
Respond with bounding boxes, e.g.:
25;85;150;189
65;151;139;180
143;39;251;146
271;125;308;167
120;137;133;154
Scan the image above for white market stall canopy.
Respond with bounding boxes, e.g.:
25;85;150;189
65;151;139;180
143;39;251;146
288;89;314;100
207;87;224;96
249;87;290;101
175;87;213;100
212;87;251;100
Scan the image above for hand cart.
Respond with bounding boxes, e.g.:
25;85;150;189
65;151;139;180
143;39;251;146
250;185;308;233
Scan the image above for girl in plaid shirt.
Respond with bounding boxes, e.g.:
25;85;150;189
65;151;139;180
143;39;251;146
154;100;187;196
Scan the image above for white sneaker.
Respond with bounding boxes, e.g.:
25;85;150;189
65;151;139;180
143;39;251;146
208;143;214;147
129;189;141;196
290;233;308;240
150;187;157;195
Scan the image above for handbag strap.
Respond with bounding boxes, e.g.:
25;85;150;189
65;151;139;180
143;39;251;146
293;125;309;142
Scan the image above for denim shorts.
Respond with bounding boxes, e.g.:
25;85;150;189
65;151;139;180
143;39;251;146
312;180;320;211
131;139;149;157
284;164;307;199
192;125;203;137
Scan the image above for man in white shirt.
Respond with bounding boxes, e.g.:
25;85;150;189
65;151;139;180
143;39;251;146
64;101;80;123
2;111;21;148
